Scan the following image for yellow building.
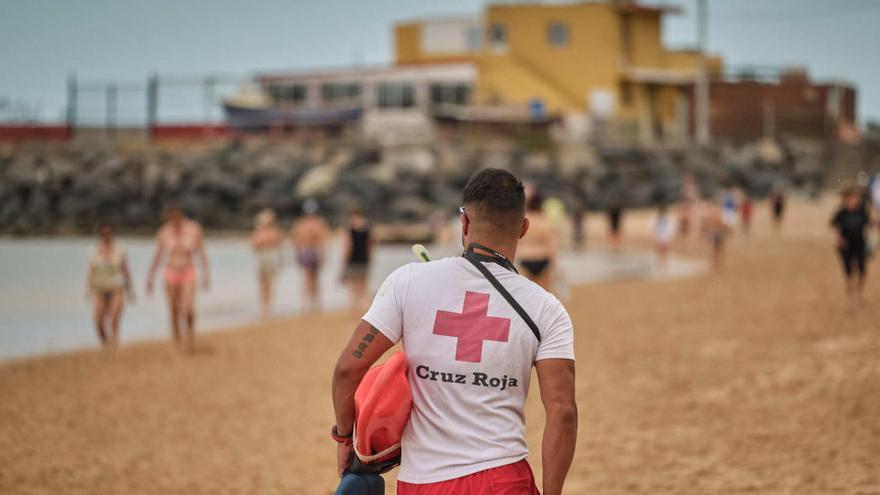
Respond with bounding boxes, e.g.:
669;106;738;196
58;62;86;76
394;1;723;143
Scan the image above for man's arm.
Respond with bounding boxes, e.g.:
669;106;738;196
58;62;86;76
536;358;578;495
331;319;395;475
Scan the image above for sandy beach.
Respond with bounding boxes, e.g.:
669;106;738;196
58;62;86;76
2;196;879;494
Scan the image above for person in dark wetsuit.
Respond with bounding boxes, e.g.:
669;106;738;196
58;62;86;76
831;187;872;302
342;206;373;313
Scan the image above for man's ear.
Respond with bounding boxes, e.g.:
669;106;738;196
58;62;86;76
461;212;469;236
519;217;530;239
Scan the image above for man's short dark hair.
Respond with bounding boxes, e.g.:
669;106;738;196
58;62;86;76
462;168;526;236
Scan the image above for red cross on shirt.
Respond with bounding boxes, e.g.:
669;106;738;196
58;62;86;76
432;291;511;363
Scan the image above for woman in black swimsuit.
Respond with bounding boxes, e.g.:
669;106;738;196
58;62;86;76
518;192;556;291
342;206;373;313
831;187;872;302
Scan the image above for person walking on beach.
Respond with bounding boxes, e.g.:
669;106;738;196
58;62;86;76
677;174;699;243
771;187;786;231
870;173;880;217
605;184;625;252
291;199;330;312
518;191;557;291
721;188;738;231
831;187;872;302
701;198;727;272
146;206;210;353
740;192;754;235
571;200;586;251
331;168;577;495
251;209;283;319
86;225;134;353
653;204;677;269
341;206;373;314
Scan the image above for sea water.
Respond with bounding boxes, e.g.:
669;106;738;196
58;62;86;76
0;237;703;361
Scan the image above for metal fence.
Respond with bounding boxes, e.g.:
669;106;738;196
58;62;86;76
66;72;244;138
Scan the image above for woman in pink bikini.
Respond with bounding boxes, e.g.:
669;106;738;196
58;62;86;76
146;206;210;352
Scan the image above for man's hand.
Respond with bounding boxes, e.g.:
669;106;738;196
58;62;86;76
536;358;578;495
337;443;353;478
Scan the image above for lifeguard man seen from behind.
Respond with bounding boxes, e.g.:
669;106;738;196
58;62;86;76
332;168;578;495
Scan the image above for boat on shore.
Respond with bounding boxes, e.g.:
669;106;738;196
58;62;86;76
222;85;362;131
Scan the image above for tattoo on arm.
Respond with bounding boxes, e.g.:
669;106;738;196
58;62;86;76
352;326;379;359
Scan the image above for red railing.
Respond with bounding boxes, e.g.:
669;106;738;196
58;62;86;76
0;124;236;142
0;125;71;142
150;124;233;140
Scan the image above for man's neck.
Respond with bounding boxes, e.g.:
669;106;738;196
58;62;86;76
467;237;517;262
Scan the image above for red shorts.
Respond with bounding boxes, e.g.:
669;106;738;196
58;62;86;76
397;459;539;495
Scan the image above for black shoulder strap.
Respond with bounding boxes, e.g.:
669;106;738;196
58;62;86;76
464;254;542;342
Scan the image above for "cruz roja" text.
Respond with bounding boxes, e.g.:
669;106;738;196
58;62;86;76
415;364;518;391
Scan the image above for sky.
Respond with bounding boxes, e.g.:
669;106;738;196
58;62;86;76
1;0;879;124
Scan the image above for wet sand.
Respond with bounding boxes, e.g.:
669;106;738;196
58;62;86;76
1;196;879;494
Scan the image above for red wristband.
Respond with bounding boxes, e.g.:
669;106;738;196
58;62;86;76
331;425;353;446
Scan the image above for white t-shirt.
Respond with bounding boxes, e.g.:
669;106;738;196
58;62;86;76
363;256;575;484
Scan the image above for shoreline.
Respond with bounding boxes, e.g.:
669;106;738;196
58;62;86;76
0;246;704;366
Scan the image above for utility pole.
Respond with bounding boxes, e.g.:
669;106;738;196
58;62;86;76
147;73;159;141
66;72;77;138
106;83;117;139
695;0;710;146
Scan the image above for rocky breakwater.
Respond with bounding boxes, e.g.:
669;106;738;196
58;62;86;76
0;137;816;236
0;139;487;235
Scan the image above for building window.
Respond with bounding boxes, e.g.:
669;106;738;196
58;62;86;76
466;26;482;51
320;82;361;105
377;83;415;109
430;83;472;105
267;83;306;104
489;23;507;52
547;22;568;47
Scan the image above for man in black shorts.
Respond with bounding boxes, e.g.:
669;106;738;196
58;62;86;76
831;187;872;301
